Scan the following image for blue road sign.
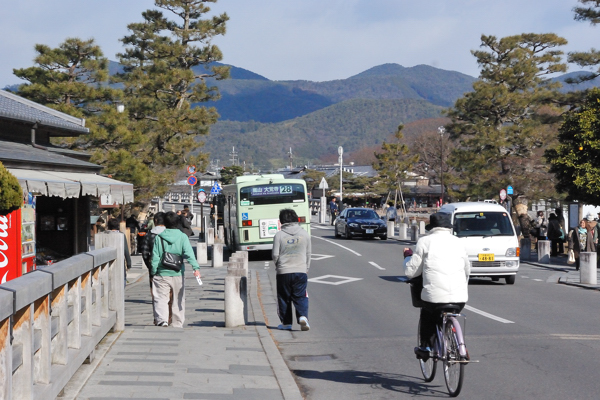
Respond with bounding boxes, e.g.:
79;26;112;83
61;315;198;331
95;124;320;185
187;176;198;186
210;182;222;194
242;213;249;220
507;185;513;195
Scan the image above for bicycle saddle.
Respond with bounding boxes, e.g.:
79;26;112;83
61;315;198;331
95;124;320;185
434;303;463;313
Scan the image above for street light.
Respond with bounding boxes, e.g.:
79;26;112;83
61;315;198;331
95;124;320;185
338;146;344;203
438;126;445;206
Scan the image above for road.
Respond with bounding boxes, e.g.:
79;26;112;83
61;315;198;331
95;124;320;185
250;223;600;399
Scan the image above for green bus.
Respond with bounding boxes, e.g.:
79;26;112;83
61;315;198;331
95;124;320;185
222;174;311;251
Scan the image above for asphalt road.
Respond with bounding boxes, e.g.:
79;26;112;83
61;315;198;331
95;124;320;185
250;224;600;399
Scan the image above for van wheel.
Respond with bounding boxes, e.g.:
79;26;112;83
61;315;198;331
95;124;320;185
335;226;341;238
505;275;516;285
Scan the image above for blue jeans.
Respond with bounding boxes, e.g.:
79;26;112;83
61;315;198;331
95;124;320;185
276;273;309;325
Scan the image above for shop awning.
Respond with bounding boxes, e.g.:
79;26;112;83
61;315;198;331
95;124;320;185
8;168;134;204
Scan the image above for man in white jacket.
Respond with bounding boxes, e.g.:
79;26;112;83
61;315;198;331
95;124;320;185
404;212;470;357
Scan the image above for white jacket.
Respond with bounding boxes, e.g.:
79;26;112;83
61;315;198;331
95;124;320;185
404;227;470;303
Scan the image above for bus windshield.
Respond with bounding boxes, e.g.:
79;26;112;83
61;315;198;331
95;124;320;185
240;183;306;206
453;212;515;237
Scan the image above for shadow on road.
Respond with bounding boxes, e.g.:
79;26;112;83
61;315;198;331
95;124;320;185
292;369;446;397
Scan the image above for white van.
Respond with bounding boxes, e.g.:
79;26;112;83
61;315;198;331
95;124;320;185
439;202;520;285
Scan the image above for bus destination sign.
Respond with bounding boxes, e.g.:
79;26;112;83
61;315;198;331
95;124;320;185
251;185;293;196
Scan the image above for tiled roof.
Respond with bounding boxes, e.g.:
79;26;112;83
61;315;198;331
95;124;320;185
0;140;100;171
0;90;89;135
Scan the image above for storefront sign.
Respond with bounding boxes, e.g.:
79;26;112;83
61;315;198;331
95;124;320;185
0;210;20;283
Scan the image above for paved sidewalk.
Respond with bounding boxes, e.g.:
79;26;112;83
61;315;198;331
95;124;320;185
62;252;304;400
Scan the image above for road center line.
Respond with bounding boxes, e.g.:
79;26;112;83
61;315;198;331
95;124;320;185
313;236;362;256
464;305;514;324
368;261;385;270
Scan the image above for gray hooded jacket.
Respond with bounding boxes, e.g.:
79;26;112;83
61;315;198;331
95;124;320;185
272;223;311;275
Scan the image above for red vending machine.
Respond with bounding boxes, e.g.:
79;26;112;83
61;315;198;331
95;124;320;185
0;194;36;284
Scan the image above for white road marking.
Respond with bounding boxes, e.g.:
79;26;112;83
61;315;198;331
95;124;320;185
369;261;385;270
521;275;529;279
311;254;335;261
308;275;363;286
312;226;334;230
532;279;543;282
313;236;362;256
464;305;514;324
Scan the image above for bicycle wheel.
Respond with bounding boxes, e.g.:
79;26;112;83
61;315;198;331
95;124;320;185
443;320;465;397
418;319;436;382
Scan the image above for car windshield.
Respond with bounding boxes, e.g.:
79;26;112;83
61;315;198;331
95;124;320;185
453;212;515;237
347;210;379;219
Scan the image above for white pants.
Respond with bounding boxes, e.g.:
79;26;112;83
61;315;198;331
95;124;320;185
152;275;185;328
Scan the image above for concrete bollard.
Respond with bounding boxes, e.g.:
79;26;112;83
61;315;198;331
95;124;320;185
225;261;247;327
387;221;395;238
218;225;224;240
538;240;551;264
580;252;597;284
398;223;407;240
196;242;208;265
520;238;531;262
207;228;215;245
419;221;426;235
211;243;224;268
411;225;419;242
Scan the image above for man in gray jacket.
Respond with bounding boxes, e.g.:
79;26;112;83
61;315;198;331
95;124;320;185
272;209;312;331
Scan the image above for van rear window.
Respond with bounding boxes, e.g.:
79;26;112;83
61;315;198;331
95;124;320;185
453;212;514;237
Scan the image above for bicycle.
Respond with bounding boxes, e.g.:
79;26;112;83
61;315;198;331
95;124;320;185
401;277;470;397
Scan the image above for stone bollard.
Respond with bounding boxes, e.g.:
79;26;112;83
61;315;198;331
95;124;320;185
411;225;419;242
196;242;208;265
520;238;531;262
387;221;395;238
537;240;551;264
207;228;215;245
580;252;597;284
218;225;224;241
211;243;224;268
398;223;407;240
225;261;247;327
419;221;426;235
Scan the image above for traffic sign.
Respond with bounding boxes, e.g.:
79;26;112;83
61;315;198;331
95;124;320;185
187;176;198;186
499;188;507;201
197;190;206;203
507;185;513;195
187;165;196;175
318;177;329;189
210;182;222;194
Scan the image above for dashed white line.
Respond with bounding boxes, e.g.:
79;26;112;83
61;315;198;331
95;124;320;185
313;236;362;256
532;279;543;282
464;305;514;324
369;261;385;270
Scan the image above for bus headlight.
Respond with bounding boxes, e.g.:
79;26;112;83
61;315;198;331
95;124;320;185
505;247;519;257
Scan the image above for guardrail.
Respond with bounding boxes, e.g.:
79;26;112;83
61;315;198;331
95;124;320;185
0;232;125;400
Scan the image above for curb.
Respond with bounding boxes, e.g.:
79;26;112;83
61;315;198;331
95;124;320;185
249;270;304;400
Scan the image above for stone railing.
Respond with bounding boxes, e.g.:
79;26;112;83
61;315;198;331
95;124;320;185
0;233;125;400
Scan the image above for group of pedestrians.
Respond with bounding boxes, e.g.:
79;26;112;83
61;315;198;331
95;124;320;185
567;212;599;270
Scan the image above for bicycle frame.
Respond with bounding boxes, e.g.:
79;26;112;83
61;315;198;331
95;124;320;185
433;312;468;362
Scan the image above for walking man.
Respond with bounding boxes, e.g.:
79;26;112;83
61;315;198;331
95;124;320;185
329;197;338;225
272;209;312;331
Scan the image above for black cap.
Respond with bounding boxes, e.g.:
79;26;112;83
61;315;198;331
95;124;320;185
426;212;452;230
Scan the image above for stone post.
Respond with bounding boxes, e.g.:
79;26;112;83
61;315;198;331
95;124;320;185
411;225;419;242
398;223;407;240
387;221;395;238
196;242;208;265
212;243;224;268
580;252;597;284
419;221;426;235
537;240;551;264
207;228;215;245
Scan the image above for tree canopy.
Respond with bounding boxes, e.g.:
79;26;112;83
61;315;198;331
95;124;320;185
546;88;600;204
219;165;244;185
445;33;567;201
568;0;600;83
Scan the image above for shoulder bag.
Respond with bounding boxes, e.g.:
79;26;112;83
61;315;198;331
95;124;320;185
159;236;183;272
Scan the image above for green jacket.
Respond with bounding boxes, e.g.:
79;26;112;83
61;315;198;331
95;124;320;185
151;228;200;276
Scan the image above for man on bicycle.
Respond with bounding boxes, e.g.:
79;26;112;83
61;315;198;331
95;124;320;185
403;212;470;358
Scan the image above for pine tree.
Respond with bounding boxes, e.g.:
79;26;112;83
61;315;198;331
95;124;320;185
568;0;600;83
446;33;567;201
545;88;600;204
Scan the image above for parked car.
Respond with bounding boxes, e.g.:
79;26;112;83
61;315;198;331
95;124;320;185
335;208;387;240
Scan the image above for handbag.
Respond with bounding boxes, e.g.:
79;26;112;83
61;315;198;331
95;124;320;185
159;237;183;272
567;249;576;264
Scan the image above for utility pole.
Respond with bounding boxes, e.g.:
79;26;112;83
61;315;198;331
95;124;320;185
288;147;293;171
229;146;238;166
438;126;445;206
338;146;344;202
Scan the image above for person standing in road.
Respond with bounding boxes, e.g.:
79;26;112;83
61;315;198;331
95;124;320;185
568;219;596;271
403;212;470;357
151;211;201;327
329;197;338;225
272;209;312;331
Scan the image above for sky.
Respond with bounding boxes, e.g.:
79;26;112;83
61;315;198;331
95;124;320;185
0;0;598;86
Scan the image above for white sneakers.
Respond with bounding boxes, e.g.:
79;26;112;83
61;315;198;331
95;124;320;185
277;324;292;330
299;316;310;331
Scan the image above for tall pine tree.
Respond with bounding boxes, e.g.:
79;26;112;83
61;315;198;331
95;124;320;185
568;0;600;83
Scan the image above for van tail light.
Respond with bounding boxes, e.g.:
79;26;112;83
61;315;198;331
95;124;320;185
298;217;306;223
242;220;252;227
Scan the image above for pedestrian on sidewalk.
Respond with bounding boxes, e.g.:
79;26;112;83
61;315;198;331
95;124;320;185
179;209;194;237
151;211;201;327
106;218;132;285
568;219;596;271
141;212;166;324
386;203;397;222
534;211;547;250
555;207;566;255
272;209;312;331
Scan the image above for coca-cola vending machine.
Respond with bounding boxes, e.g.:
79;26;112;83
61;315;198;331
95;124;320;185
0;194;36;284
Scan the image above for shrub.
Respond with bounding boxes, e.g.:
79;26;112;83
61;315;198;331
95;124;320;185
0;161;23;215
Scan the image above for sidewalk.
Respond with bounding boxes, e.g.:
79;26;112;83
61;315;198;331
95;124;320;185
62;251;304;400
